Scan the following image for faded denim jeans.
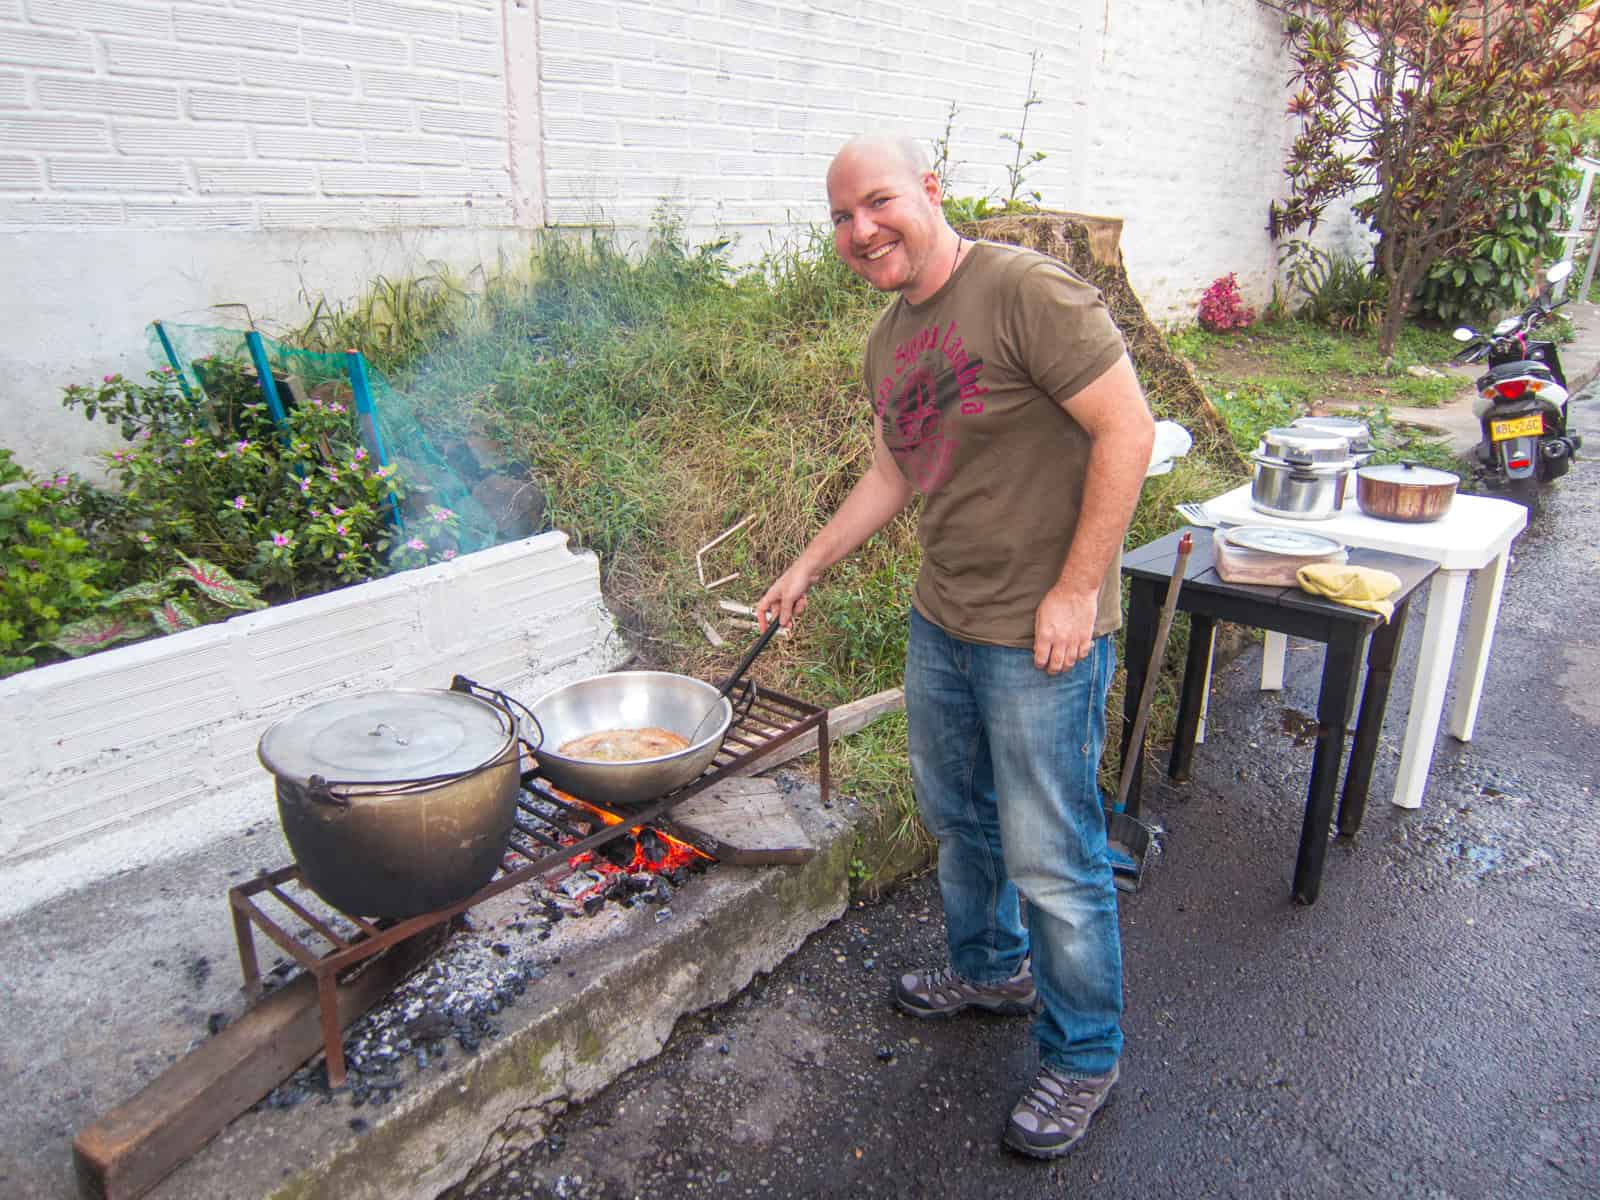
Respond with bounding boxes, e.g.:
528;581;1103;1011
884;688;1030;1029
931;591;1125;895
905;608;1124;1076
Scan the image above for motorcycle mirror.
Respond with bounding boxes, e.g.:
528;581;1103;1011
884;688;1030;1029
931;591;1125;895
1452;327;1474;342
1546;260;1574;285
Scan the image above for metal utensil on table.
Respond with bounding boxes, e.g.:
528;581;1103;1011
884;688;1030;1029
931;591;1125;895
1175;501;1216;528
1106;531;1193;892
685;617;781;745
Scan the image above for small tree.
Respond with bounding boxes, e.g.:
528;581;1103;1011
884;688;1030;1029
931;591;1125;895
1267;1;1600;355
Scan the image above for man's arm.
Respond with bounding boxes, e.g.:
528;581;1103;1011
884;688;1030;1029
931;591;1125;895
1033;352;1155;673
756;421;914;630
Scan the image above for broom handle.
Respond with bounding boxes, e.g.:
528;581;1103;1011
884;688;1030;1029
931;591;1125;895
1115;532;1192;812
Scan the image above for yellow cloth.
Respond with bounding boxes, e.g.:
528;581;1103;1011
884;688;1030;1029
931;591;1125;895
1295;563;1402;622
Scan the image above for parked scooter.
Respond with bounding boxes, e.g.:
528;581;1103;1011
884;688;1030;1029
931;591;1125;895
1452;260;1582;505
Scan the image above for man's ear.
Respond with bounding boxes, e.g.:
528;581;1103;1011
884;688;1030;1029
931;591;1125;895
921;170;942;207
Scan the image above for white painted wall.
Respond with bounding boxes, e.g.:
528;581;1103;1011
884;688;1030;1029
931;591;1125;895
1;0;1360;477
0;530;621;917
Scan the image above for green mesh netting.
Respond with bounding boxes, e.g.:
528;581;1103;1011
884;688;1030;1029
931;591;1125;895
147;320;498;561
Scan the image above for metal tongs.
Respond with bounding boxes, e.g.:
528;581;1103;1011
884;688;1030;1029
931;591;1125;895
1106;531;1192;891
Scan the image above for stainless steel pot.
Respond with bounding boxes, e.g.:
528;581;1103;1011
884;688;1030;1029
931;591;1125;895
1250;427;1355;520
1289;415;1373;464
258;687;521;918
528;671;733;810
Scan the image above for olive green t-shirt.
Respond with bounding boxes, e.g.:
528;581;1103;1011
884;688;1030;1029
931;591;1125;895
864;240;1129;647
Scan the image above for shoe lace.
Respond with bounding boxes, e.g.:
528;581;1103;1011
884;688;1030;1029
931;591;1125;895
1020;1068;1086;1119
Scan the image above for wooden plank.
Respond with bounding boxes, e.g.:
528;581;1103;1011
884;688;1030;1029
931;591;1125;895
670;777;814;865
72;925;449;1200
728;687;905;779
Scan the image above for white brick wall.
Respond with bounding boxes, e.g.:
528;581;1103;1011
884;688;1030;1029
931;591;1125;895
1;0;1369;475
0;0;514;234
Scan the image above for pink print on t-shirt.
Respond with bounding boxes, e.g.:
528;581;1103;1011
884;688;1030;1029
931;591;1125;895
875;319;987;494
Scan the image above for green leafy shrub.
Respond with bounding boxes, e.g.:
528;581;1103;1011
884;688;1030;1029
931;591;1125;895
1414;113;1582;324
62;359;459;599
0;450;113;673
1280;242;1389;332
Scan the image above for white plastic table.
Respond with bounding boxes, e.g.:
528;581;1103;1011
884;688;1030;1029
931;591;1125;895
1201;484;1527;809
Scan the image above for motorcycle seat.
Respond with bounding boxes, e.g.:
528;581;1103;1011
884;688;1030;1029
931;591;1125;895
1483;360;1557;384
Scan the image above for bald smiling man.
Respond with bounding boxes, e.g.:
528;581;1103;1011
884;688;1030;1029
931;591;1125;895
758;132;1154;1159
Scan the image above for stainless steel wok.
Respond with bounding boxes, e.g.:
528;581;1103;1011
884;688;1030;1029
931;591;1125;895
527;671;734;809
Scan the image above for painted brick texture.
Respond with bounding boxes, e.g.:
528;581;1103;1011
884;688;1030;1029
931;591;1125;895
1;0;513;233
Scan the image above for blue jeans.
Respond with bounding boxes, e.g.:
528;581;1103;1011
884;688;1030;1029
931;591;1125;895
905;608;1124;1076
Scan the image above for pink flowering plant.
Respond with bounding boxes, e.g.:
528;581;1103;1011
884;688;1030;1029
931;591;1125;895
1196;273;1257;333
61;357;452;598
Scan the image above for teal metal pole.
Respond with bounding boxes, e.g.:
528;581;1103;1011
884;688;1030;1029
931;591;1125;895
244;331;289;436
344;349;403;529
151;321;194;401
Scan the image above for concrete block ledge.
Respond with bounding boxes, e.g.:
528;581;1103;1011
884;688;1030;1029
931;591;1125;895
7;781;864;1200
0;531;622;917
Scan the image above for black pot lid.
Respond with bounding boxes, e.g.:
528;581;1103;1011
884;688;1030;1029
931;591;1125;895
258;689;512;785
1357;462;1460;486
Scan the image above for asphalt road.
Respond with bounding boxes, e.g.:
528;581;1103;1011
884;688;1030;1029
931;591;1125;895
459;385;1600;1200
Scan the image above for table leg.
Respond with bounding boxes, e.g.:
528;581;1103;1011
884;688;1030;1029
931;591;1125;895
1294;624;1363;905
1339;599;1411;837
1195;623;1215;745
1119;580;1160;819
1169;614;1213;782
1261;630;1288;691
1392;570;1470;810
1448;553;1509;742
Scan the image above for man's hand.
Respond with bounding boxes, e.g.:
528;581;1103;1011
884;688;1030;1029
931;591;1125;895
755;560;818;632
1033;583;1097;673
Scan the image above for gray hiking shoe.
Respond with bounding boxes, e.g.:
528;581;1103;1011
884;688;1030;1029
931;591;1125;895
892;962;1037;1018
1003;1060;1119;1159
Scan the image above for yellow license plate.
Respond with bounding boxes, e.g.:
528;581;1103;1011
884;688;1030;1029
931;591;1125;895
1491;414;1543;441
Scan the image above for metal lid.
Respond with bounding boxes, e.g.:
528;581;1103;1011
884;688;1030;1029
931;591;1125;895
1289;415;1373;454
258;689;513;785
1257;426;1353;465
1224;525;1345;557
1356;461;1460;487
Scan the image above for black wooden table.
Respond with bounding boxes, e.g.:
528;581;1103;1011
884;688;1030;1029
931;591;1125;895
1120;528;1438;904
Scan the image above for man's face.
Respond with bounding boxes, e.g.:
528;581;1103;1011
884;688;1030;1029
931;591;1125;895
827;147;945;300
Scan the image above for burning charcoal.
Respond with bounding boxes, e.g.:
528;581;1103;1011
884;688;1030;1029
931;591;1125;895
598;836;636;869
558;870;603;900
624;872;655;894
666;867;689;888
638;829;669;862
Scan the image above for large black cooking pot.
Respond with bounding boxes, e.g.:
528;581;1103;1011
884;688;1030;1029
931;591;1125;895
257;686;521;918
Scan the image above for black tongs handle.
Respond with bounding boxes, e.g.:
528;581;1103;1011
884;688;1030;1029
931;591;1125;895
716;618;780;696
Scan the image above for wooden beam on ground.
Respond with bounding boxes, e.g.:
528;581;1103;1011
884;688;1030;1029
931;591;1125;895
669;777;816;865
731;687;905;780
72;925;450;1200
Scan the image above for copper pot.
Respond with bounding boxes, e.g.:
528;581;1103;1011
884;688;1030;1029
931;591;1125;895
1354;461;1459;523
258;687;521;918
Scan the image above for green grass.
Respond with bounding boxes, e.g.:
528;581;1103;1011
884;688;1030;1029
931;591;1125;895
287;234;1478;887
